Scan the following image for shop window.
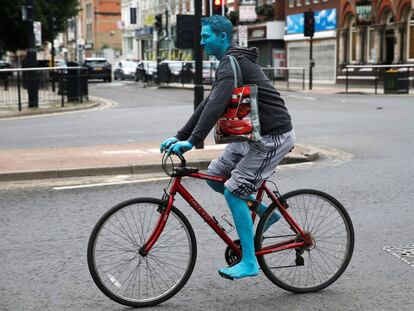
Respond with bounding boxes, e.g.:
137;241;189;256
349;19;357;62
127;38;133;52
368;27;376;62
409;13;414;59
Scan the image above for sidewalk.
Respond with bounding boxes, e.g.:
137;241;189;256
0;142;319;182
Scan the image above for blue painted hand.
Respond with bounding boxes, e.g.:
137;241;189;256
167;141;193;156
160;137;178;153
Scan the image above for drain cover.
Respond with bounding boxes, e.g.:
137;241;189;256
383;245;414;267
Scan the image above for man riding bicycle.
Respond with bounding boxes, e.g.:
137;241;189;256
160;15;295;280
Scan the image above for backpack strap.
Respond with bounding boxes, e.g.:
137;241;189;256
227;55;243;88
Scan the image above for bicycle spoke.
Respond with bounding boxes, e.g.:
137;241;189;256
258;191;354;292
89;200;196;306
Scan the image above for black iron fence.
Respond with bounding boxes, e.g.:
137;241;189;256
342;64;414;94
261;67;305;91
0;67;88;111
152;61;305;91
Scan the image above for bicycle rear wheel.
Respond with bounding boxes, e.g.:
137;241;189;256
256;189;354;293
87;197;197;307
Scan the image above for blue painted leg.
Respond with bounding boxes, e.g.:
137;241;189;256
218;189;259;280
248;195;281;232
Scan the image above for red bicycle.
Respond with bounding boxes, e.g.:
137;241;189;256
87;153;354;307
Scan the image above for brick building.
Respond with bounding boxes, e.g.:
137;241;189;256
80;0;122;58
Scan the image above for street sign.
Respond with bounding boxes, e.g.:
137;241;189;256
239;25;248;47
33;21;42;47
239;5;257;22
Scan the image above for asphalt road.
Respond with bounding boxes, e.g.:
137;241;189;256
0;82;413;310
0;81;413;149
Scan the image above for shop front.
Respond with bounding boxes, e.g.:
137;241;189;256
285;8;338;84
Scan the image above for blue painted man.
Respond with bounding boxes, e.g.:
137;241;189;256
160;15;295;280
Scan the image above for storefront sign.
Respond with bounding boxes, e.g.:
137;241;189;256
135;27;152;38
240;5;257;22
356;1;372;26
240;0;256;4
286;9;336;34
250;27;266;39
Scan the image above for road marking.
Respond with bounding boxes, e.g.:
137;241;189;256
53;176;170;190
102;150;149;155
0;96;116;121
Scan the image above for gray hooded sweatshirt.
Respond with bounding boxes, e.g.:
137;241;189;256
176;43;293;147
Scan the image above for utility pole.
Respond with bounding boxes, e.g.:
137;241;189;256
25;0;38;107
194;0;204;149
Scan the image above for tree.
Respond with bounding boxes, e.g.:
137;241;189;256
0;0;78;53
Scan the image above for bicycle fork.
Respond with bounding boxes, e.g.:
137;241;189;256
139;193;174;256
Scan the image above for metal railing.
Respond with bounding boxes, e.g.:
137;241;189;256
261;67;305;91
150;62;305;91
0;67;88;111
343;64;414;94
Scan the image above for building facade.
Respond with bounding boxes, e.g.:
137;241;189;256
79;0;122;60
338;0;414;68
285;0;340;84
121;0;141;60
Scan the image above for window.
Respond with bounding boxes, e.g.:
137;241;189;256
313;0;319;3
305;0;310;4
349;19;357;62
296;0;302;6
288;0;294;8
86;3;92;22
127;38;133;51
130;7;137;24
368;27;377;62
409;13;414;59
86;24;92;43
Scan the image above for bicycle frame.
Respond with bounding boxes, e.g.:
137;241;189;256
143;171;310;257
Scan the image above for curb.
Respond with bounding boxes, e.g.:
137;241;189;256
0;151;319;182
0;95;114;120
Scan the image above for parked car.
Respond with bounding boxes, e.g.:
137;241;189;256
134;61;157;82
114;60;138;80
83;57;112;82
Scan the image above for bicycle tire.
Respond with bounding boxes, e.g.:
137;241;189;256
255;189;354;293
87;197;197;307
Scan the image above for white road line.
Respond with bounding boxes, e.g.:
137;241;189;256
102;150;148;154
53;176;169;190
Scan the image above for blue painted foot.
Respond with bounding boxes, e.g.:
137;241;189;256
218;261;259;280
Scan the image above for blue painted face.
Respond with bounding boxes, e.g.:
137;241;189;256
200;25;229;60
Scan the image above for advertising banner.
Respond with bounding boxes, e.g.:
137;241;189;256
286;9;336;35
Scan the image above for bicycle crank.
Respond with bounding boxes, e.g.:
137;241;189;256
224;239;241;266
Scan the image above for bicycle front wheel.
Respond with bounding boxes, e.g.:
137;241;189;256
256;189;354;293
87;197;197;307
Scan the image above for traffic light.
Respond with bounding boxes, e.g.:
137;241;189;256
155;14;162;32
213;0;223;15
304;11;315;37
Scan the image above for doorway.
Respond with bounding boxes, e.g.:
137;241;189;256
385;29;395;64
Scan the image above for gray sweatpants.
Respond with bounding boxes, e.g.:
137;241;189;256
208;129;295;198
